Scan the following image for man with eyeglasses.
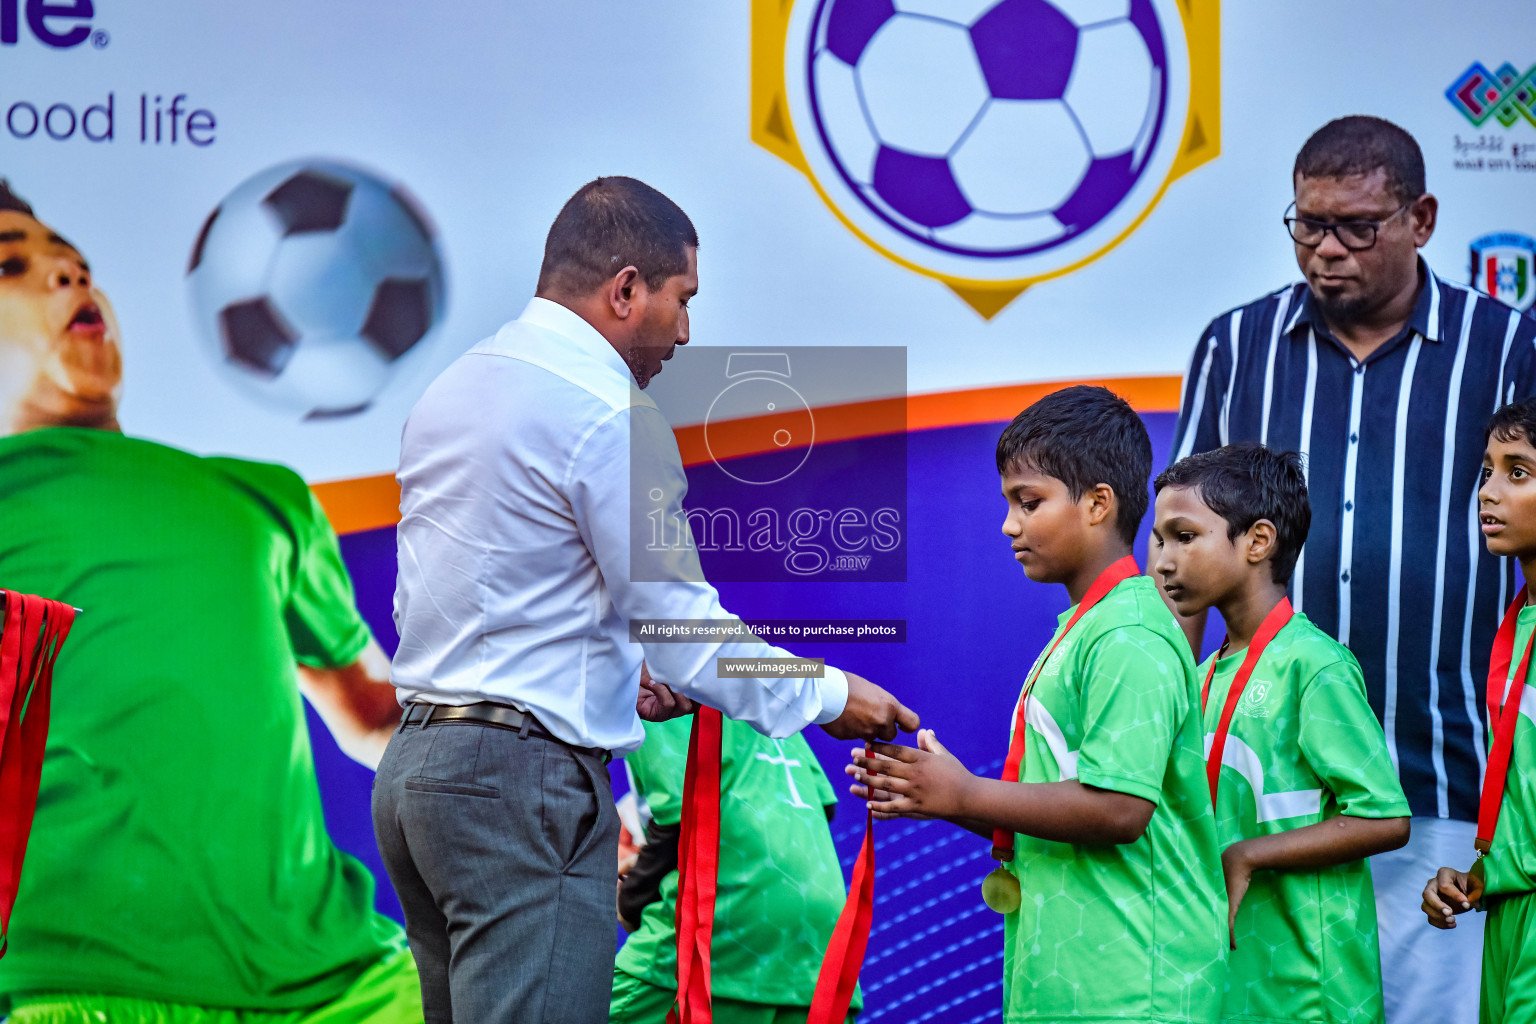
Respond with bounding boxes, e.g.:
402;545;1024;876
1170;116;1536;1024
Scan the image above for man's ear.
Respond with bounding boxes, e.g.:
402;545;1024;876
606;265;642;320
1245;519;1279;566
1411;193;1437;248
1085;483;1116;528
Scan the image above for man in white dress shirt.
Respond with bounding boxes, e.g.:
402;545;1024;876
373;177;919;1024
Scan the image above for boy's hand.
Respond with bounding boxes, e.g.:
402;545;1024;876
1422;863;1485;929
847;729;975;820
1221;842;1254;950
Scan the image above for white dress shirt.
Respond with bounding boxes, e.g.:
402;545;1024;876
391;297;849;754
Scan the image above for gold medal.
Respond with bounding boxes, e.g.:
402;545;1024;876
981;865;1021;914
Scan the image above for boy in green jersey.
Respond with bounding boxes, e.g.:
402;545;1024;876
1424;397;1536;1024
0;181;418;1022
1152;442;1410;1024
610;714;858;1023
850;385;1228;1024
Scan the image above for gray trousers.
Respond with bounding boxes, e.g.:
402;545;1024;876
372;714;620;1024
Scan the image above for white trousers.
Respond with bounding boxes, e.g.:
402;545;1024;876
1371;817;1486;1024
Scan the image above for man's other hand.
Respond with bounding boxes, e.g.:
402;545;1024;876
636;662;694;722
822;671;919;741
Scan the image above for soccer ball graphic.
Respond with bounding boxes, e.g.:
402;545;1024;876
806;0;1167;259
186;160;446;418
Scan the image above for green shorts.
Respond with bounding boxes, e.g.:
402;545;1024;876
1483;891;1536;1024
608;971;855;1024
8;950;422;1024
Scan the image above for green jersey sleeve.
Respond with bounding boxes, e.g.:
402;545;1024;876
1297;656;1410;819
628;716;694;827
209;457;369;669
1074;624;1187;806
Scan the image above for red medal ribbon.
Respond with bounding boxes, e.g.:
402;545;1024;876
669;705;722;1024
0;591;76;957
805;802;874;1024
993;555;1141;860
1477;589;1535;854
1200;598;1293;806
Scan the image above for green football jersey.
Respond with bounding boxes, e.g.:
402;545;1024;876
0;428;403;1011
1483;604;1536;898
1200;612;1407;1024
1002;575;1226;1024
615;716;859;1009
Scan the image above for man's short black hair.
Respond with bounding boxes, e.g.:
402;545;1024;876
1293;116;1426;205
537;176;698;297
1154;442;1311;585
1486;398;1536;448
0;180;34;217
995;385;1151;545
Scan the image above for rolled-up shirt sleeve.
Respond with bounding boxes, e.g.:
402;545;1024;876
567;401;848;738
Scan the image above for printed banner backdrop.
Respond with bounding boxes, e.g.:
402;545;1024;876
3;0;1535;1020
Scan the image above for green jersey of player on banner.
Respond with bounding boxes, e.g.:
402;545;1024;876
1004;575;1226;1024
1201;613;1408;1024
0;429;406;1014
615;715;859;1014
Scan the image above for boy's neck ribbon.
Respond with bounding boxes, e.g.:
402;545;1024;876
0;591;75;957
985;554;1140;913
670;704;723;1024
1201;597;1293;806
1477;588;1535;856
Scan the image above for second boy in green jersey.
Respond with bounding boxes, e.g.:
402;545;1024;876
1153;442;1409;1024
1424;398;1536;1024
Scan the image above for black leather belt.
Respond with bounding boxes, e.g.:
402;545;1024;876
399;701;609;761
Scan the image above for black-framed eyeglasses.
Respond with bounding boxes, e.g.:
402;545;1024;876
1283;201;1411;251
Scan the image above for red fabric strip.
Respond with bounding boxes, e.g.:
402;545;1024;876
1202;598;1293;806
1478;589;1533;852
993;555;1140;859
806;805;874;1024
0;591;75;956
669;706;722;1024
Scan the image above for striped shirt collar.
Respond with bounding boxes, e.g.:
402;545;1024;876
1281;257;1446;346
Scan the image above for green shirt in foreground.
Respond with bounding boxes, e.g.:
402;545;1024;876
1003;575;1226;1024
1200;613;1407;1024
1483;603;1536;898
0;429;403;1012
615;716;859;1010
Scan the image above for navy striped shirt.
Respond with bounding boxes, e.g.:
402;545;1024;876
1172;263;1536;819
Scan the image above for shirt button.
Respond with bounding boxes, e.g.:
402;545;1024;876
1350;433;1359;444
1345;501;1354;511
1341;571;1351;583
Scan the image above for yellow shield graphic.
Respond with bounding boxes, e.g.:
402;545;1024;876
751;0;1220;317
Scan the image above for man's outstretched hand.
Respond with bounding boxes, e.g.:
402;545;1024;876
636;662;695;722
822;671;919;741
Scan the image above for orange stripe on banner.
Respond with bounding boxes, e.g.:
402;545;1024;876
310;375;1181;535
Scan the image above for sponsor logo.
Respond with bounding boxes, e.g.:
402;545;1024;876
750;0;1220;317
1446;62;1536;129
1471;232;1536;312
1;0;102;49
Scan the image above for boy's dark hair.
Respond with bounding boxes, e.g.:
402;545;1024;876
995;385;1151;545
1293;116;1425;205
0;180;34;217
1487;398;1536;447
1154;442;1311;585
536;176;698;297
